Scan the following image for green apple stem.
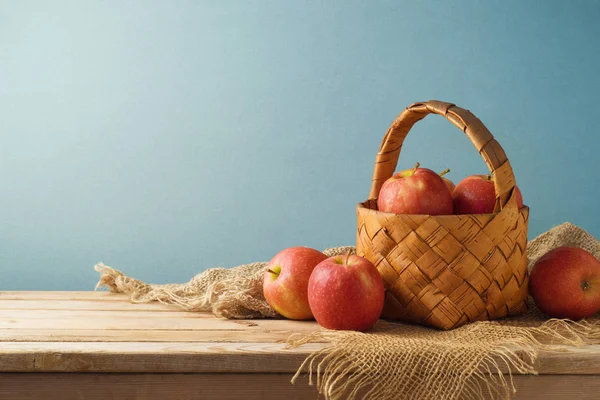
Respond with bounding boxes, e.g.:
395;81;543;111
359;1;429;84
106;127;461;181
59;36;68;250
413;162;420;174
439;168;450;177
345;249;352;265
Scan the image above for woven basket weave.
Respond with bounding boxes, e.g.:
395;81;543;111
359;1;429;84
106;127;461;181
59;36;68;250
356;100;529;330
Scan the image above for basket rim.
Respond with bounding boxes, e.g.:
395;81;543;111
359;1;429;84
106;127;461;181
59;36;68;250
356;201;530;218
357;190;528;218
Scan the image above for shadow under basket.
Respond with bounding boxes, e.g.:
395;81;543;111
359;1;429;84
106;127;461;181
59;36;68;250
356;100;530;330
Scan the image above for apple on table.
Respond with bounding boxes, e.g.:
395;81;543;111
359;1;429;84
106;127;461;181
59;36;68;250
263;246;328;320
308;253;385;332
529;246;600;320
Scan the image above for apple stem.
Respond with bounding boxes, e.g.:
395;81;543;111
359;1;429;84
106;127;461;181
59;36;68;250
485;174;493;181
439;168;450;177
266;269;278;275
345;249;352;265
413;162;420;174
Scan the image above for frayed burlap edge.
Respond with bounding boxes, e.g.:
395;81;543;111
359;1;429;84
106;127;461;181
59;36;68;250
285;316;600;400
94;246;355;319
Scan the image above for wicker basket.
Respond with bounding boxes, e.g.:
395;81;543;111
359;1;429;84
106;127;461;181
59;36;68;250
356;100;529;330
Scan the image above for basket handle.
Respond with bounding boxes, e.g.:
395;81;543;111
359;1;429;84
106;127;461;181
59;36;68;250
368;100;517;212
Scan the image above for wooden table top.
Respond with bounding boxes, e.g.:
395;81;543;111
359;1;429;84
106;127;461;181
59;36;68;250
0;290;599;376
0;291;330;374
2;291;600;399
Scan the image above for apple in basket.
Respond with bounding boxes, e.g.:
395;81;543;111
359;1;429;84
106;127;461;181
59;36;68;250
452;174;523;214
263;246;328;320
529;246;600;320
377;162;453;215
308;253;385;331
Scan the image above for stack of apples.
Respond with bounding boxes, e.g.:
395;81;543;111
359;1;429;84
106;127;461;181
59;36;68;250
263;246;385;332
376;162;523;216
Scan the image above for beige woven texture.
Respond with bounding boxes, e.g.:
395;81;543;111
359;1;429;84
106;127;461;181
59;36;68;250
96;222;600;400
95;246;355;319
358;101;528;330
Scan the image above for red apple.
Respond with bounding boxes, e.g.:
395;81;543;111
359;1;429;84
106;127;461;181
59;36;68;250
377;163;453;215
529;246;600;320
452;174;523;214
439;168;456;194
308;254;385;331
263;247;328;320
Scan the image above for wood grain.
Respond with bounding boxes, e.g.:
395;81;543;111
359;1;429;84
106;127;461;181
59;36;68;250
0;299;184;311
1;373;316;400
1;373;599;400
533;345;600;374
0;309;320;332
1;340;598;375
0;342;326;373
0;328;328;343
1;290;600;400
0;291;130;301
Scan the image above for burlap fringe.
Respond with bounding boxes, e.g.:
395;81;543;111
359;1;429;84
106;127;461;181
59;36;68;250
286;317;600;400
94;246;355;319
94;262;279;319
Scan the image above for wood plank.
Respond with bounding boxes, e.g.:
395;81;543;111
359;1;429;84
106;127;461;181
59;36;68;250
1;373;317;400
2;291;600;382
534;345;600;374
0;308;218;319
507;375;600;400
0;299;186;312
1;341;599;375
0;341;327;373
0;373;599;400
0;291;132;301
0;328;329;343
0;309;321;332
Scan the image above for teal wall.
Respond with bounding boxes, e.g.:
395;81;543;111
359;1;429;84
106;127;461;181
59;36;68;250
2;1;599;290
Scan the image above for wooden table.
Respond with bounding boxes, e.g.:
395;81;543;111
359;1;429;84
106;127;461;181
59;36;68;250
0;291;599;400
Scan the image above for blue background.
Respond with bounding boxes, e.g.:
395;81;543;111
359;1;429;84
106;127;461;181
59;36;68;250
2;1;599;290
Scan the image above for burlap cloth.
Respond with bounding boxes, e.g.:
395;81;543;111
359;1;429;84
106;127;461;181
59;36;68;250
95;222;600;400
